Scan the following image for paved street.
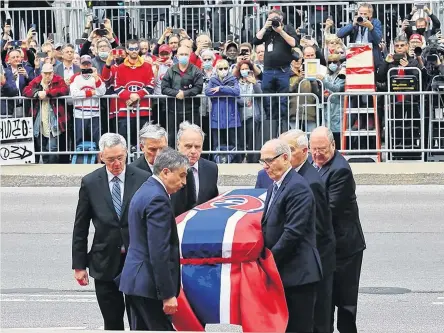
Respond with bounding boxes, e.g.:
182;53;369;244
1;185;444;332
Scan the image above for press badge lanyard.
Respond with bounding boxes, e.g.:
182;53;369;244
268;35;275;52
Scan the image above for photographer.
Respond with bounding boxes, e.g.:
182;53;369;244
337;3;383;67
402;5;441;41
252;9;297;127
420;37;444;90
231;43;262;79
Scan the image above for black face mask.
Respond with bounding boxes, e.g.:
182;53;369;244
115;57;124;65
416;28;426;35
81;68;93;75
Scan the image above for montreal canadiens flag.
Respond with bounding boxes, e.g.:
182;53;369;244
172;189;288;332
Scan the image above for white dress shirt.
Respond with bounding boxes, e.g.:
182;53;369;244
106;167;125;201
191;162;199;199
274;167;293;190
294;158;308;173
145;156;154;173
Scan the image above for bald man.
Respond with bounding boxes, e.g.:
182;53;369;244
309;126;366;333
260;139;322;333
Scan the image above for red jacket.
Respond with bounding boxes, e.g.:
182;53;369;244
22;74;69;133
115;57;155;118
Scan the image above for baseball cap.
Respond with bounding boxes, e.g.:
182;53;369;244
410;34;422;41
80;55;92;64
41;63;54;73
54;43;63;50
159;44;172;54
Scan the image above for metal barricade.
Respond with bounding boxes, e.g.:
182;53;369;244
0;5;86;44
387;67;425;161
296;78;325;132
178;3;261;43
92;5;173;41
427;75;444;161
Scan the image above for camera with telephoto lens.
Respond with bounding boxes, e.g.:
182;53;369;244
271;17;281;28
357;16;367;23
424;35;444;62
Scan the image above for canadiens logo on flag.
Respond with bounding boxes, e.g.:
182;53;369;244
172;189;288;332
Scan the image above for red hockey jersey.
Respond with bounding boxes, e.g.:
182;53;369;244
114;57;154;118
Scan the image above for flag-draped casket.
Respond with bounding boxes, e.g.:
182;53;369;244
172;189;288;332
345;44;375;92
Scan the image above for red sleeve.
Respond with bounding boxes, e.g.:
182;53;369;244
212;54;223;66
95;77;103;88
22;78;38;97
190;52;199;65
102;66;112;81
47;76;69;97
115;66;131;100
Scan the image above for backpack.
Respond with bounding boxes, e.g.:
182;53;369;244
71;141;97;164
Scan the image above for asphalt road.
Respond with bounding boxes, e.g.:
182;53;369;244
1;185;444;332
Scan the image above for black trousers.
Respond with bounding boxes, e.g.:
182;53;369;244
313;272;334;333
94;254;131;330
127;295;175;331
331;251;364;333
285;282;317;333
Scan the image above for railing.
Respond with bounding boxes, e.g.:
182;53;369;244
3;1;443;47
1;91;444;164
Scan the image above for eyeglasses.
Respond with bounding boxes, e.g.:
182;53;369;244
311;146;330;154
259;153;283;166
218;67;229;70
127;47;139;51
203;58;212;62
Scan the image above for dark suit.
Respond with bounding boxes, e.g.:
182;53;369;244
131;154;152;176
119;177;180;330
317;151;366;333
261;169;322;333
54;62;81;79
256;161;336;332
72;165;150;330
170;157;219;216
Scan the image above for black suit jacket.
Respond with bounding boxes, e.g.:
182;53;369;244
317;151;366;259
298;160;336;276
170;158;219;217
261;169;322;288
72;165;151;281
131;155;152;176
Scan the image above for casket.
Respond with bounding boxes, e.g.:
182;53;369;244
172;189;288;332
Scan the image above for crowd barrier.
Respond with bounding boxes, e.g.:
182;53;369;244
2;1;444;45
1;91;444;164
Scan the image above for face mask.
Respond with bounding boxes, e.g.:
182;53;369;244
98;51;109;60
240;69;250;77
203;61;213;70
416;28;426;35
219;69;229;78
81;68;93;75
328;63;338;72
115;57;124;65
178;55;189;65
160;55;170;62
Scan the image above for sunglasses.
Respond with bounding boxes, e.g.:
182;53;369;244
127;47;139;51
203;58;212;61
218;67;229;70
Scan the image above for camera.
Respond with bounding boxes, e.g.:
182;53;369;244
357;16;367;23
271;17;281;28
11;40;22;49
414;47;423;57
96;23;108;37
240;49;248;56
393;53;405;63
81;68;93;75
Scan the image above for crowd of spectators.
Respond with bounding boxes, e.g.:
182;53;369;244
1;2;443;163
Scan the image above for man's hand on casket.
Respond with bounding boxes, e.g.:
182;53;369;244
163;296;178;315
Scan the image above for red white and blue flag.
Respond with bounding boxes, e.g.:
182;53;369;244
172;189;288;332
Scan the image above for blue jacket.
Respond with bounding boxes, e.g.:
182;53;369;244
337;18;383;67
205;73;240;129
1;64;35;117
119;177;180;300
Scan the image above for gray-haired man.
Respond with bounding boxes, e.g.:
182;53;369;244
119;147;188;330
72;133;150;330
132;122;168;175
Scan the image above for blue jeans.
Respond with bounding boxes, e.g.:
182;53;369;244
74;117;100;147
262;67;291;121
34;134;63;164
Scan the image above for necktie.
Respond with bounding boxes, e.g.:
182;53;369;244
313;163;321;172
397;67;405;102
112;177;122;218
192;166;199;199
267;183;279;212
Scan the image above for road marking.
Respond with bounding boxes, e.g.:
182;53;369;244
1;299;96;303
432;302;444;305
437;297;444;299
5;328;87;330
